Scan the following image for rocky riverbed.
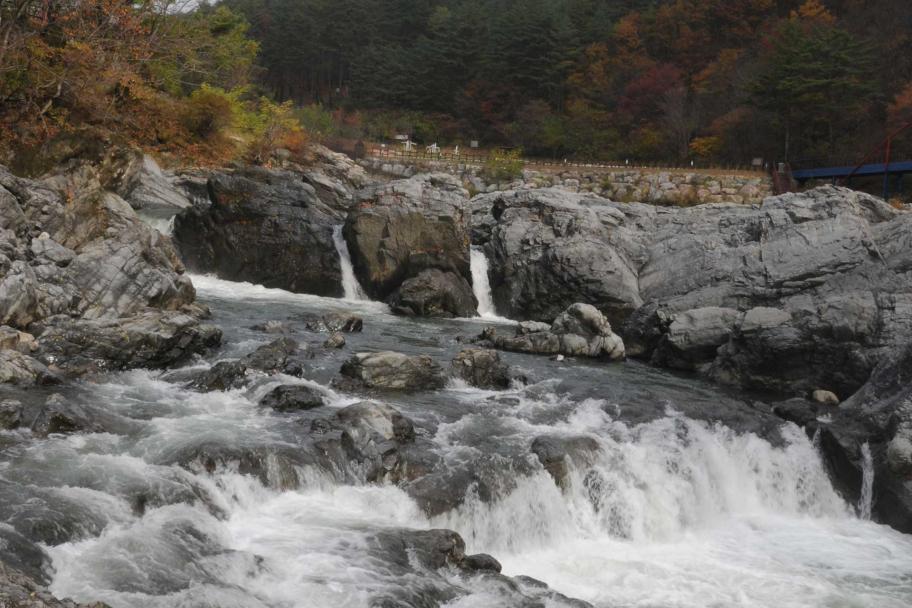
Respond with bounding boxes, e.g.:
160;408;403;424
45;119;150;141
1;146;912;607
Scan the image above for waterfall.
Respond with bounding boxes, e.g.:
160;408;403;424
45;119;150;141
139;213;176;236
332;225;368;301
858;442;874;520
470;246;498;318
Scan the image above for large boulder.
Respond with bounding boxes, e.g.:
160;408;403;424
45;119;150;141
482;303;625;360
173;166;347;296
336;351;446;392
472;188;643;325
344;173;473;316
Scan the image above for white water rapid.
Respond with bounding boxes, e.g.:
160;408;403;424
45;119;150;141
332;225;368;301
3;276;907;608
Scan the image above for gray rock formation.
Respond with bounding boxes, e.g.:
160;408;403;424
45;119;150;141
481;303;625;360
336;351;446;392
173;166;347;296
0;162;216;383
344;174;476;315
473;185;912;397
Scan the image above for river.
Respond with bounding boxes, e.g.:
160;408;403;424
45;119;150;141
2;275;911;607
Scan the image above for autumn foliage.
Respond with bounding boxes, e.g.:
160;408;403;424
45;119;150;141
0;0;303;169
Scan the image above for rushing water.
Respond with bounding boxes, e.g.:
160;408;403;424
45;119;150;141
2;276;911;607
469;247;501;320
332;225;368;301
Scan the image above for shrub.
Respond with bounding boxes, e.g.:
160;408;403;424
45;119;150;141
482;148;524;183
182;85;237;138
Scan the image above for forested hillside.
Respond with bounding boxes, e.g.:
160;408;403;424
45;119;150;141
227;0;912;164
2;0;910;167
0;0;305;170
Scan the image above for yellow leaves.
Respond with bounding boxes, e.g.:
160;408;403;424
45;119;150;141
689;136;722;159
790;0;836;24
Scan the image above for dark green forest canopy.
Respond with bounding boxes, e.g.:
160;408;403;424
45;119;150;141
226;0;912;164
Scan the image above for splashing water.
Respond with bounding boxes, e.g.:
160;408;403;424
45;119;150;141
332;225;368;301
0;275;905;608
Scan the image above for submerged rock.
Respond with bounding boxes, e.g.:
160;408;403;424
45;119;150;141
337;351;446;392
260;384;326;411
323;332;346;349
302;312;363;333
243;337;305;374
531;434;601;489
190;360;249;392
482;303;625;360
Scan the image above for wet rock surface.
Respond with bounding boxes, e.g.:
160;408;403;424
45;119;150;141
451;348;512;389
259;384;326;411
337;351;446;392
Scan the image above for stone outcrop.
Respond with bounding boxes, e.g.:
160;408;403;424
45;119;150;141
481;304;625;360
173;166;347;296
0;162;217;383
472;188;643;325
473;185;912;397
344;174;477;316
336;351;446;392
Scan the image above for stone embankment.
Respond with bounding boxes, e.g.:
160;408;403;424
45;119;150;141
359;156;772;205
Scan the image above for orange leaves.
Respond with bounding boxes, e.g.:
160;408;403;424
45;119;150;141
790;0;837;25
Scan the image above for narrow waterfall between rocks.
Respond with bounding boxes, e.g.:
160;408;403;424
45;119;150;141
333;225;368;301
139;213;176;236
470;246;500;319
858;442;874;520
